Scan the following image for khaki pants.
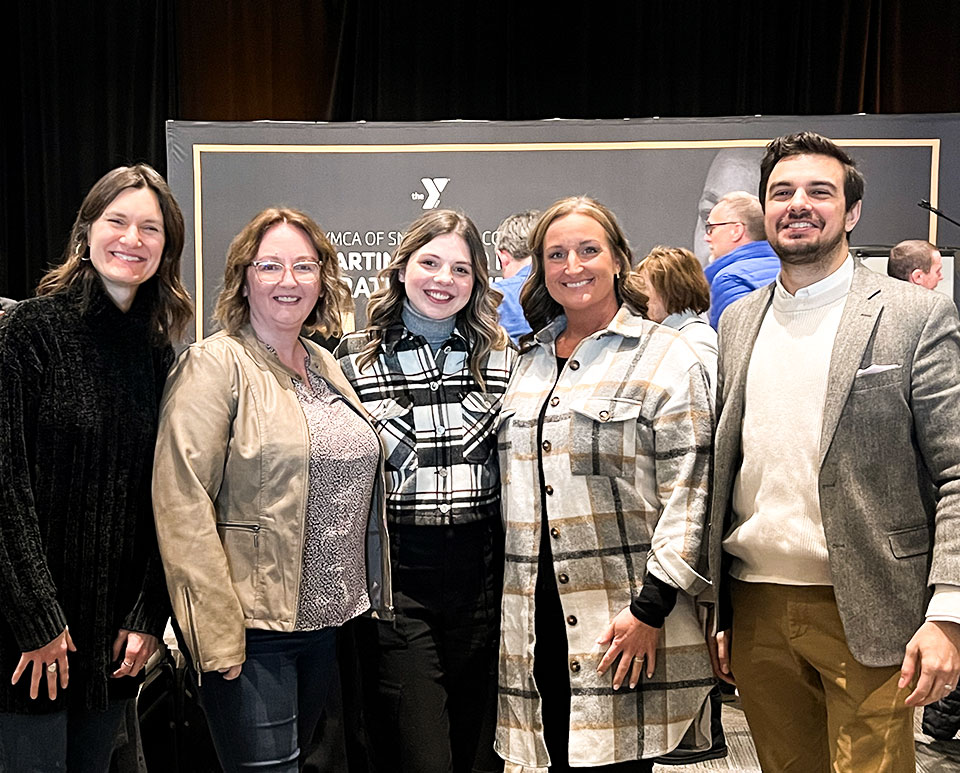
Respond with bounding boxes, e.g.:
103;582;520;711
730;581;914;773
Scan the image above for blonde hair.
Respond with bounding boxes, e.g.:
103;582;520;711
521;196;645;337
358;210;507;388
36;164;192;344
214;207;353;337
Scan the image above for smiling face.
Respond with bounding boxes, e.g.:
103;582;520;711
399;232;474;320
244;222;322;340
543;212;620;320
764;153;861;268
87;186;165;308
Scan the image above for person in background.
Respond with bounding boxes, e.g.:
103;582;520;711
701;192;780;330
692;148;764;266
0;164;191;772
153;207;391;773
496;197;715;772
635;245;718;394
887;238;943;290
494;209;540;343
336;209;516;773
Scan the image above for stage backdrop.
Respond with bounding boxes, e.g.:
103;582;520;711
167;114;960;340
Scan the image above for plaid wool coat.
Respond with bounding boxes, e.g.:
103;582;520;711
495;307;716;770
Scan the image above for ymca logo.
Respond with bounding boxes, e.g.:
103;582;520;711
410;177;450;209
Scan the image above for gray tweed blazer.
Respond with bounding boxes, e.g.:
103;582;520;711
708;260;960;666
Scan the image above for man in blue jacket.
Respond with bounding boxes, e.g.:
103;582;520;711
702;192;780;329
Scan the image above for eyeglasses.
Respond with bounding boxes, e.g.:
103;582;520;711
251;260;321;284
704;221;742;236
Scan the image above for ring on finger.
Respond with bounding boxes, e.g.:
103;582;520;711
122;661;134;668
633;656;643;664
46;663;57;673
944;684;955;692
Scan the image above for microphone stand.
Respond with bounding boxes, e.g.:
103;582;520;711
918;200;960;230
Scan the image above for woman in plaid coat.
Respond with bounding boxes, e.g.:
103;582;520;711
495;197;716;772
336;210;517;773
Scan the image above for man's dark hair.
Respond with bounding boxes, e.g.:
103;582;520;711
758;132;865;213
888;239;936;281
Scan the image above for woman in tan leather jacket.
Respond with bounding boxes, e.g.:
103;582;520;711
153;207;391;773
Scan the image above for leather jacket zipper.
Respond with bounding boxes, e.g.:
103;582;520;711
217;521;261;547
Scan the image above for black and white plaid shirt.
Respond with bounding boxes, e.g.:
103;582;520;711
336;325;517;526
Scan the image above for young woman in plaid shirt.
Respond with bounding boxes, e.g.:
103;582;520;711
336;210;517;773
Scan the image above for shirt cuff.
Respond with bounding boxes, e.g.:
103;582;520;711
630;573;678;628
926;584;960;625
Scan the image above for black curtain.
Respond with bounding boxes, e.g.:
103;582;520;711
4;0;960;299
2;0;177;299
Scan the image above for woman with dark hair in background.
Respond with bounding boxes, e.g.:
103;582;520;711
0;164;191;771
635;245;718;393
153;207;391;773
336;209;516;773
496;197;715;771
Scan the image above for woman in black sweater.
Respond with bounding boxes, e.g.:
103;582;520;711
0;164;191;771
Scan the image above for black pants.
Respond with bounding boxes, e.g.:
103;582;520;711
534;522;653;773
374;519;504;773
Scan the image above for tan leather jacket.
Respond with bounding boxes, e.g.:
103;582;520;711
153;326;392;673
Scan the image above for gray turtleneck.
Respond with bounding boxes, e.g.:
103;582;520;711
401;299;456;352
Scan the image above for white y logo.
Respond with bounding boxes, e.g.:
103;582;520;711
420;178;449;209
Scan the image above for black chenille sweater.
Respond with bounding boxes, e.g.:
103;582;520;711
0;280;173;713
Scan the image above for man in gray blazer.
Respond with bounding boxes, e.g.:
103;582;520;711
708;131;960;772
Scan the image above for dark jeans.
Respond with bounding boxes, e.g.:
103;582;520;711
0;699;129;773
199;627;338;773
375;519;504;773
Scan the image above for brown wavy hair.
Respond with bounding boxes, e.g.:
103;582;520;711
213;207;353;337
520;196;646;338
35;163;192;344
635;245;710;316
357;210;507;388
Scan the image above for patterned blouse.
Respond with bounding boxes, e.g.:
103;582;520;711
290;358;380;630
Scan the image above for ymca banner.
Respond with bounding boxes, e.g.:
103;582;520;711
166;114;960;340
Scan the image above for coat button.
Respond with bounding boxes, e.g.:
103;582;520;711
541;440;551;452
438;469;448;477
550;396;559;407
545;485;554;495
569;361;580;371
430;381;440;391
570;660;581;673
598;410;610;422
550;527;560;539
438;503;451;514
567;615;577;626
558;573;569;584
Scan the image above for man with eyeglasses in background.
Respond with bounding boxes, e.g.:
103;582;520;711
702;191;780;330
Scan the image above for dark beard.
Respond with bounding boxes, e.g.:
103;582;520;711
771;226;847;267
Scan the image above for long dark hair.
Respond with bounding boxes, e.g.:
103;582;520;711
36;164;192;343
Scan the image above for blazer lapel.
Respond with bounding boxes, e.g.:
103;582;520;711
723;286;773;418
819;263;883;467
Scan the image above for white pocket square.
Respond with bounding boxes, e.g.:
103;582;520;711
856;363;900;376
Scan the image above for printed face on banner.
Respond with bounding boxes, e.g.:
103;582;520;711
88;187;165;304
244;223;322;338
764;154;861;266
543;213;620;320
399;232;474;320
